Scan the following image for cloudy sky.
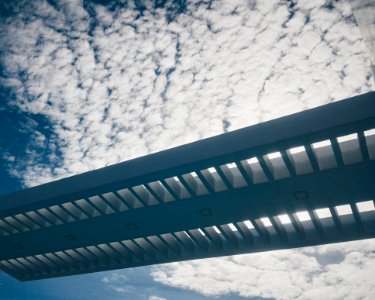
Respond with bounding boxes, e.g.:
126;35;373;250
0;0;374;299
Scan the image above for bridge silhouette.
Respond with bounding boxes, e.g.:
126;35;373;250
0;92;374;281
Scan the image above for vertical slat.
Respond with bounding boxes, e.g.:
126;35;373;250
195;171;215;194
9;216;33;231
61;251;80;270
159;179;180;200
121;240;144;260
33;209;55;226
146;237;168;257
280;150;297;177
350;202;364;234
329;207;344;236
71;249;92;268
55;252;79;270
98;195;121;213
218;224;239;247
36;254;60;273
232;223;248;240
74;248;100;266
177;175;197;197
148;181;176;203
58;205;80;222
235;221;255;244
0;224;11;236
308;210;325;238
235;161;253;185
215;166;233;189
358;131;370;161
269;216;287;242
257;156;274;181
253;219;271;244
305;144;320;172
187;229;209;251
132;239;155;258
128;187;149;207
143;184;163;204
97;244;122;263
45;253;69;271
85;246;109;264
0;219;19;234
115;189;144;209
109;242;133;262
330;138;344;167
16;257;41;274
159;233;181;254
102;192;130;211
172;232;195;253
27;256;51;274
201;168;229;192
184;173;209;195
288;213;305;240
73;199;99;218
132;185;159;206
62;202;89;220
146;236;169;257
87;196;114;215
22;212;44;228
44;207;66;224
8;259;32;274
118;241;139;261
201;227;223;249
103;244;126;263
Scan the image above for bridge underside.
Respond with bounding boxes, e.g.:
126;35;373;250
0;92;374;281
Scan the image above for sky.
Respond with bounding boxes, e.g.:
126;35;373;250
0;0;374;299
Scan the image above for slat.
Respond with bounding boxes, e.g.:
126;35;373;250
358;131;370;161
215;166;234;189
195;171;215;194
329;207;344;236
280;150;297;177
269;216;288;242
234;161;253;185
177;175;197;196
330;138;345;167
159;179;181;200
304;144;320;172
257;156;274;181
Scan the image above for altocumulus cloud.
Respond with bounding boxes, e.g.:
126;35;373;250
0;1;374;299
148;296;166;300
102;272;132;293
151;239;375;300
0;0;373;187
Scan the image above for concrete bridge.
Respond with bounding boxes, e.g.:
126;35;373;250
0;92;374;281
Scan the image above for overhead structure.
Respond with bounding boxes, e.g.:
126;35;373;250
0;92;374;281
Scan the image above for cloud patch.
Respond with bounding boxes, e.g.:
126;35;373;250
102;272;132;294
0;2;374;299
0;0;373;187
151;239;375;299
148;296;166;300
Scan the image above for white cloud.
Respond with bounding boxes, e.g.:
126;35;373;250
151;239;375;300
102;272;131;294
102;272;128;284
0;0;373;187
148;296;166;300
0;1;374;299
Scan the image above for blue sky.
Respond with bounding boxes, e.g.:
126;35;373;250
0;0;374;299
1;264;248;300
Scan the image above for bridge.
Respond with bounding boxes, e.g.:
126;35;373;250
0;92;374;281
